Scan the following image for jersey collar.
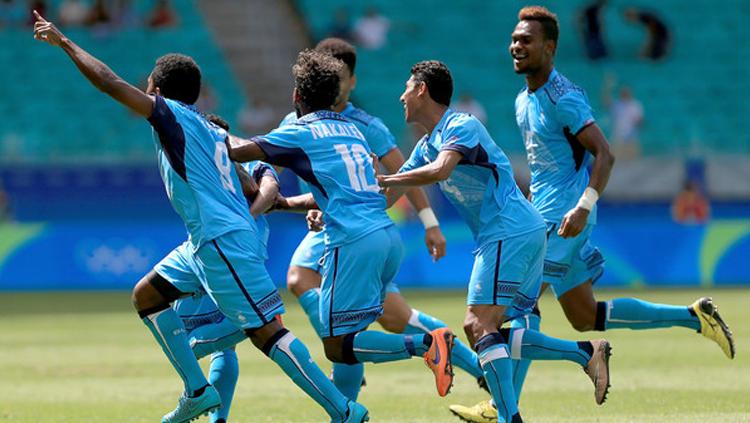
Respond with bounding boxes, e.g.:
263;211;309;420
427;108;455;146
341;102;355;116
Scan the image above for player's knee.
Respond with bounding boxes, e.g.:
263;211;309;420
286;266;319;298
569;314;595;332
463;316;480;347
378;313;407;333
323;333;359;364
132;275;169;315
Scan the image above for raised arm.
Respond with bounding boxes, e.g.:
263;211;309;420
249;174;280;218
226;134;267;163
32;11;153;118
378;150;462;187
558;123;615;238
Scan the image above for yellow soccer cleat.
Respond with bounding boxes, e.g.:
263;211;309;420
691;297;736;359
449;399;498;423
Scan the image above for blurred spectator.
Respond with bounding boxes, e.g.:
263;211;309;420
354;7;390;50
579;0;608;60
147;0;177;28
454;92;487;125
113;0;139;28
327;8;353;41
603;76;643;160
58;0;88;27
672;181;710;224
238;99;276;135
0;185;12;223
26;0;46;26
624;8;670;60
0;0;25;28
85;0;111;27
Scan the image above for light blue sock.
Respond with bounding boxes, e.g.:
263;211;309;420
298;288;324;336
267;331;349;421
353;331;429;363
332;362;364;401
188;318;247;360
208;349;239;423
604;298;700;330
142;308;208;395
508;328;591;367
510;312;540;401
476;333;520;423
404;309;483;379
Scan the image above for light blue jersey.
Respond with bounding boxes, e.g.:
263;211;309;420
255;110;393;247
241;160;279;258
148;96;255;250
401;109;544;247
280;102;397;194
515;69;597;224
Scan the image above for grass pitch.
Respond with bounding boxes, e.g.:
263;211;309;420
0;288;748;422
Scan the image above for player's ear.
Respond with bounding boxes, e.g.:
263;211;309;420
154;87;161;96
292;87;301;104
350;74;357;91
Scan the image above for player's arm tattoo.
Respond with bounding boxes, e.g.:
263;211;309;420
576;124;615;194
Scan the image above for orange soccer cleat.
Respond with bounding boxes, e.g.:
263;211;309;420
423;327;456;397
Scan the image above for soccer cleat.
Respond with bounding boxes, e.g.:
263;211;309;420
691;297;735;359
583;339;612;405
162;385;222;423
449;399;498;423
423;327;455;396
340;401;369;423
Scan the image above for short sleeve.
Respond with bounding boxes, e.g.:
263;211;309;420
557;91;595;135
399;138;429;173
251;162;279;183
439;115;481;160
366;118;398;159
253;125;301;164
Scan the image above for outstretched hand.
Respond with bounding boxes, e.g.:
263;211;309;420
32;11;64;47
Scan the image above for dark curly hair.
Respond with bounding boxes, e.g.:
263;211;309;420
315;37;356;76
204;113;230;131
410;60;453;106
519;6;559;43
151;53;202;104
292;49;343;112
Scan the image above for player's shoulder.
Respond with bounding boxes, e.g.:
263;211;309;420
346;103;392;133
444;109;481;133
279;111;298;127
544;71;588;106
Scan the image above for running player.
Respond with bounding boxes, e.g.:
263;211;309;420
282;38;485;400
171;115;279;423
450;6;735;422
32;13;368;423
378;60;612;423
226;49;457;406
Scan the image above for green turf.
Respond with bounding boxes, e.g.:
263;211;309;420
0;288;748;422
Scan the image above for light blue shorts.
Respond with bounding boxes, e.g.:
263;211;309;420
319;225;403;337
155;230;284;330
544;223;605;299
467;228;546;321
290;229;401;294
173;292;246;359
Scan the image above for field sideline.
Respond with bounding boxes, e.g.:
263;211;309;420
0;288;748;422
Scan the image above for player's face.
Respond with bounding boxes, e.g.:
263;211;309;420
400;76;422;123
509;20;553;74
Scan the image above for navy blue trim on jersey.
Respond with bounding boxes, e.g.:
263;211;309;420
563;126;587;171
492;240;502;305
148;96;188;181
251;163;276;182
254;139;328;198
328;247;339;338
296;110;350;125
441;143;499;184
211;239;269;326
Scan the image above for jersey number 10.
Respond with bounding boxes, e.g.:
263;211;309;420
334;144;380;193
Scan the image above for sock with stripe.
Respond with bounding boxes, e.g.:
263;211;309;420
598;298;700;331
331;362;365;401
298;288;325;336
188;318;248;360
510;310;540;401
476;332;522;423
403;309;483;379
352;330;431;363
505;327;592;367
142;308;209;395
264;329;350;421
208;350;239;423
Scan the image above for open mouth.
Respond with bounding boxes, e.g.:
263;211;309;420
513;52;528;64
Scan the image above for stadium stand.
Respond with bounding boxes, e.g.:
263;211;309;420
294;0;750;156
0;0;246;163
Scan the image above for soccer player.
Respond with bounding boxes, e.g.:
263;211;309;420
226;49;456;405
32;13;369;423
378;60;612;423
282;38;485;400
170;115;280;423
